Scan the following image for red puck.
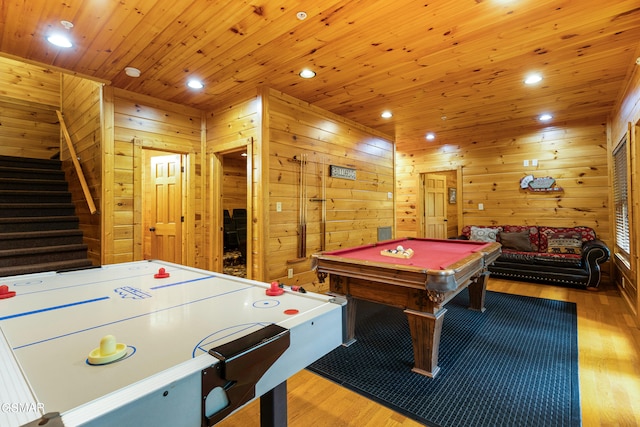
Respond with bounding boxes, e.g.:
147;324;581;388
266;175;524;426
0;284;16;299
284;309;299;315
154;268;170;279
266;281;284;296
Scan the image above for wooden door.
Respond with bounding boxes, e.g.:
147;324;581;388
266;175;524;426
423;174;447;239
145;153;182;263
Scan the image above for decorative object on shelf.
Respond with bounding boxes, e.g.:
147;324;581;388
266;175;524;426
448;187;457;204
520;174;563;192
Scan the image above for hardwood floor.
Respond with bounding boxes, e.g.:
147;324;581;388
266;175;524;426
217;278;640;426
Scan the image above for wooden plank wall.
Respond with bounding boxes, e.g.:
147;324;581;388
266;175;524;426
205;95;259;275
267;90;395;290
608;57;640;317
105;88;206;267
222;154;248;214
0;56;60;159
396;120;611;254
60;75;103;266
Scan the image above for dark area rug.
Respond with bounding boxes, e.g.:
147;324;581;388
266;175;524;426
308;291;580;427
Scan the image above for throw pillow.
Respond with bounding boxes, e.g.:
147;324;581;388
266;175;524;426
499;230;533;252
547;232;582;255
470;226;500;242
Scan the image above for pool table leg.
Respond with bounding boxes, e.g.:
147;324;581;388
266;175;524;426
328;292;358;346
467;271;489;312
343;295;358;346
404;308;446;378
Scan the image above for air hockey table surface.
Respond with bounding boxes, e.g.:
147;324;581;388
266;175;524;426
0;260;344;427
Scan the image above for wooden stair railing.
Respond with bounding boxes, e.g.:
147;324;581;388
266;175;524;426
56;110;97;215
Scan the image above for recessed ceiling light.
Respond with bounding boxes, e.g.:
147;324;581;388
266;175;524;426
47;34;72;48
299;69;316;79
524;73;543;85
425;132;436;141
124;67;141;78
47;20;74;48
187;79;204;89
381;111;392;119
538;113;553;122
297;11;308;20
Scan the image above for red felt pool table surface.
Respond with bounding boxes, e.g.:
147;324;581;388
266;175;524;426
322;237;494;270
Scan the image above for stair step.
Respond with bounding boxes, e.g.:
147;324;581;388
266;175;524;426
0;259;94;278
0;155;91;278
0;244;89;268
0;216;80;232
0;155;62;170
0;177;69;191
0;190;71;204
0;165;66;180
0;203;77;218
0;230;84;250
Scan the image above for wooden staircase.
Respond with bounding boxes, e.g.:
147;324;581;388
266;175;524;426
0;155;93;277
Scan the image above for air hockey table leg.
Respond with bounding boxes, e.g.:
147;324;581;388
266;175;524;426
259;381;287;427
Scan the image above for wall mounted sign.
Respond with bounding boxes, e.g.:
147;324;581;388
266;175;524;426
330;165;356;180
520;174;563;192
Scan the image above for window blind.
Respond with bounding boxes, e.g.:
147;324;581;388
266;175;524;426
612;139;630;260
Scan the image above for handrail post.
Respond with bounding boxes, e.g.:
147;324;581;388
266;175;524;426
56;110;98;215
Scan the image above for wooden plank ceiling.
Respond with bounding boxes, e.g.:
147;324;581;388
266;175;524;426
1;0;639;141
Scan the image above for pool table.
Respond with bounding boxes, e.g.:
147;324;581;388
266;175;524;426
312;237;501;377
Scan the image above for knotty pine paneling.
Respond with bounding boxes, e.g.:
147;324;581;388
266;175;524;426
0;56;61;159
0;56;60;106
222;154;248;213
267;90;394;283
396;121;612;252
60;74;102;266
108;88;205;267
205;94;259;275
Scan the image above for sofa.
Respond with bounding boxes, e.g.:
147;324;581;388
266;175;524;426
459;225;610;289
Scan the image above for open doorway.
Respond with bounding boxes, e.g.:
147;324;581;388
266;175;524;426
221;150;248;277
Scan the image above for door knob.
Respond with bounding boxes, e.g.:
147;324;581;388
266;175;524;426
149;227;156;232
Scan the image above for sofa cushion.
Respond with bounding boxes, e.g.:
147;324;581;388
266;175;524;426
547;232;582;255
499;230;534;252
539;226;596;252
500;225;539;251
470;226;501;242
498;251;538;264
498;251;581;267
532;252;582;267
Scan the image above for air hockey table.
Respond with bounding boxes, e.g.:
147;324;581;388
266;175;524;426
0;260;345;427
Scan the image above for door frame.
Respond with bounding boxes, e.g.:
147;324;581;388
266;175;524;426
209;138;253;278
420;173;448;238
132;140;189;263
418;167;463;238
142;150;185;263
